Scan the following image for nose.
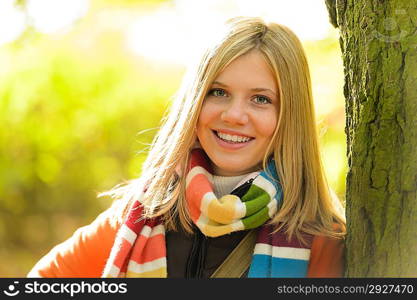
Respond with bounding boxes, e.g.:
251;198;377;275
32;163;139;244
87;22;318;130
220;98;249;125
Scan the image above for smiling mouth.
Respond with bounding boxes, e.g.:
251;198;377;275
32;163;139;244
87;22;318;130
213;130;254;144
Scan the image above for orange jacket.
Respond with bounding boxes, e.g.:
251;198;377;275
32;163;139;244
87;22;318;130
28;206;345;278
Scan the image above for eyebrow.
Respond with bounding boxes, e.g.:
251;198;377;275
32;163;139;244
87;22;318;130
212;81;277;97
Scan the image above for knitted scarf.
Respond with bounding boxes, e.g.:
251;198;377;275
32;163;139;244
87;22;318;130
102;149;312;278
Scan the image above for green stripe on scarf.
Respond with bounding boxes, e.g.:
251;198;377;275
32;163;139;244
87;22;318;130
241;206;270;228
242;185;271;216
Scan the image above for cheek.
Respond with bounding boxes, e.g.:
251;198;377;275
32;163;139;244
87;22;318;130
196;106;210;140
197;102;218;129
255;111;277;140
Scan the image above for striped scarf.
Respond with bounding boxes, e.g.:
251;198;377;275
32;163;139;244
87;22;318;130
102;149;312;278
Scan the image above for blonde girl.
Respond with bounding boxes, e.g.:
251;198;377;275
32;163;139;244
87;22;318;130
29;16;346;278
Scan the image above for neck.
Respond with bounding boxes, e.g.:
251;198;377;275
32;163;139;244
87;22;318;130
212;174;248;198
211;163;263;177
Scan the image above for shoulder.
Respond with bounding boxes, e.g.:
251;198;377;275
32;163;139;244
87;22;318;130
307;224;345;278
27;201;123;278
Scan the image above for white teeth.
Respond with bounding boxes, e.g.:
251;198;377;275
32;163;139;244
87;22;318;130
217;131;251;143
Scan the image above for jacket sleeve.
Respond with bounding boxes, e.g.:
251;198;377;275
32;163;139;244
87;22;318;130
27;203;122;278
307;227;345;278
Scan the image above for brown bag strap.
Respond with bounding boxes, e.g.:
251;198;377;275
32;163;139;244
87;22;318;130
210;229;257;278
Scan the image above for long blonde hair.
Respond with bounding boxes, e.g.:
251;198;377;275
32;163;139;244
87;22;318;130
102;16;346;240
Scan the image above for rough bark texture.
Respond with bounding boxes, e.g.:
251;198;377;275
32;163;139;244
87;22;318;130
326;0;417;276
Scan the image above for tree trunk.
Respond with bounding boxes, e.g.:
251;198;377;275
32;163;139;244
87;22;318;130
326;0;417;276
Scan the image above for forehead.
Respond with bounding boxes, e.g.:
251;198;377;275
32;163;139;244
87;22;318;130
213;51;277;91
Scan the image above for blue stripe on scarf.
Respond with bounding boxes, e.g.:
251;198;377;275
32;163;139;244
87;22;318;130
270;257;309;277
247;254;271;277
248;254;309;278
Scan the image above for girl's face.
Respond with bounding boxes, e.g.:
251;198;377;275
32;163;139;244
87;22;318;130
197;50;278;176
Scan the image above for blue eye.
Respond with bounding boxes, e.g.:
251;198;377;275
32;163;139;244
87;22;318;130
253;95;271;104
209;88;227;97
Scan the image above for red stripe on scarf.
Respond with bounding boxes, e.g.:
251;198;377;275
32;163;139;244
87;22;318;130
189;148;212;172
125;201;145;231
257;224;314;248
130;233;166;264
186;173;212;221
113;238;134;270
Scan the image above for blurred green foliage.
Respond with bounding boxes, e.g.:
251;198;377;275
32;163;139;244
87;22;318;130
0;27;181;278
0;2;347;277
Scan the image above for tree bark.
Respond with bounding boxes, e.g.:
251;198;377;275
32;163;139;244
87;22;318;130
326;0;417;276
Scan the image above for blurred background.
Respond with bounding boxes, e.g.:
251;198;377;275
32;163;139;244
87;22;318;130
0;0;347;276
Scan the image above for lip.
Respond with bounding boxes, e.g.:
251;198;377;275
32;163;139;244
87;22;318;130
211;129;254;150
215;129;254;138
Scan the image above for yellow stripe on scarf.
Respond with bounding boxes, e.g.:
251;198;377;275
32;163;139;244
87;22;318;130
206;194;245;224
126;267;167;278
